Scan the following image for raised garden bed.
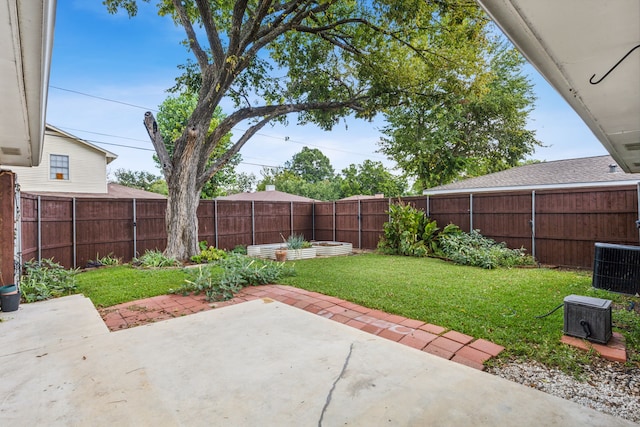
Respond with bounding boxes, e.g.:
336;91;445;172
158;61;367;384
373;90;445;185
247;241;352;260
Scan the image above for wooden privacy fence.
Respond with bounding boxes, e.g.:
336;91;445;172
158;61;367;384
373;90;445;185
19;184;640;269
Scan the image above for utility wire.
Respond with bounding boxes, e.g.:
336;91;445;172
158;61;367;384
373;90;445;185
49;85;388;161
49;85;159;112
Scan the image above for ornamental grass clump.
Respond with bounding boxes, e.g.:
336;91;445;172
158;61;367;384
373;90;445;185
133;250;179;268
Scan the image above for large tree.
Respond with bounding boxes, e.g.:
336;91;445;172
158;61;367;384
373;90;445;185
284;146;334;183
340;160;406;198
155;92;240;199
379;42;540;189
105;0;502;260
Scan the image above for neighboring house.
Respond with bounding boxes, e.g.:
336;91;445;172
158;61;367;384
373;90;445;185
217;185;317;202
3;125;117;194
424;156;640;195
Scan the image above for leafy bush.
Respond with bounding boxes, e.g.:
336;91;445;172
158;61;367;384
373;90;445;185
439;230;535;269
231;245;247;255
20;258;78;302
86;253;121;268
190;246;228;264
133;250;179;268
171;254;295;301
378;201;441;256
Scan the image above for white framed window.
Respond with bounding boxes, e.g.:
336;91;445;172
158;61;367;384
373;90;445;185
50;154;69;180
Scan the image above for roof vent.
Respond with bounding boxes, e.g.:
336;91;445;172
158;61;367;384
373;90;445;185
608;164;618;173
265;184;276;191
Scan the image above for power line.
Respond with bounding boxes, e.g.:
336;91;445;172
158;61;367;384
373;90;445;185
83;138;278;169
49;85;159;112
49;85;389;161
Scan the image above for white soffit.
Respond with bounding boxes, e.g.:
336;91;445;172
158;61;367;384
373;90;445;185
476;0;640;172
0;1;56;167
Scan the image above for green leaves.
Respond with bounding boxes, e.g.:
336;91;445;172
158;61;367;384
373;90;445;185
20;259;79;302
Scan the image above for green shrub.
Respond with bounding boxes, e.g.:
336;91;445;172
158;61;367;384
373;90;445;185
20;258;78;302
133;250;179;268
171;254;295;301
378;201;441;257
439;230;535;269
190;246;228;264
231;245;247;255
87;253;121;267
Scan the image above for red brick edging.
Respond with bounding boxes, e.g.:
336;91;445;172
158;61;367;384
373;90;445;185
99;285;505;370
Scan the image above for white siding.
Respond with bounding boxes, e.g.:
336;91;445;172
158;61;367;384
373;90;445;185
4;130;109;193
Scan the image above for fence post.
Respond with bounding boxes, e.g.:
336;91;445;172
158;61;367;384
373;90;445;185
333;201;336;242
312;203;315;241
531;190;536;259
214;199;219;248
290;201;294;236
469;193;473;231
37;195;41;261
636;183;640;245
251;201;255;245
132;198;137;258
72;198;77;268
426;195;430;217
358;199;362;249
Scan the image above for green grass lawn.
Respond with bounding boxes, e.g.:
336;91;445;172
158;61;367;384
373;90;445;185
75;265;191;307
277;254;640;371
74;253;640;371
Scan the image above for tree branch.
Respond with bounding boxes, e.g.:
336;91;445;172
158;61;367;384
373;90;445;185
194;0;225;69
172;0;209;69
198;114;277;188
143;111;173;177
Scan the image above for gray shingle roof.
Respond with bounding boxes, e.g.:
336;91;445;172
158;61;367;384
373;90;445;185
426;155;640;194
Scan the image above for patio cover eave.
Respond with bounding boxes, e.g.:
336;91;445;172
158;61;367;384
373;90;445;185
476;0;640;173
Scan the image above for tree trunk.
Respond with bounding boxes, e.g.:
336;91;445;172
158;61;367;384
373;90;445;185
165;162;201;261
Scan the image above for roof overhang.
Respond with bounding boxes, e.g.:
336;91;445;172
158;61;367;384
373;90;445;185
424;180;640;196
476;0;640;172
0;0;56;167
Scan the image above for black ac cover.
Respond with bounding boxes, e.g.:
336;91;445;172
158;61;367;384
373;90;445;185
592;242;640;295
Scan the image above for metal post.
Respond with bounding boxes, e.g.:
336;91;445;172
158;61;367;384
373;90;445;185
132;199;137;258
290;201;294;236
251;201;255;245
426;195;430;217
37;196;41;261
531;190;536;259
214;200;219;248
333;202;336;242
469;193;473;231
312;203;315;241
358;199;362;249
72;198;77;268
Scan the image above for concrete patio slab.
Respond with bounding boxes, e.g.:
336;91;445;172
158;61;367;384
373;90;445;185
0;297;635;426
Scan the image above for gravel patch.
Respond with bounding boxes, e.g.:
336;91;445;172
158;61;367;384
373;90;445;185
487;359;640;424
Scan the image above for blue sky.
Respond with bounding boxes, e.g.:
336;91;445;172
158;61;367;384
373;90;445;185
46;1;608;181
